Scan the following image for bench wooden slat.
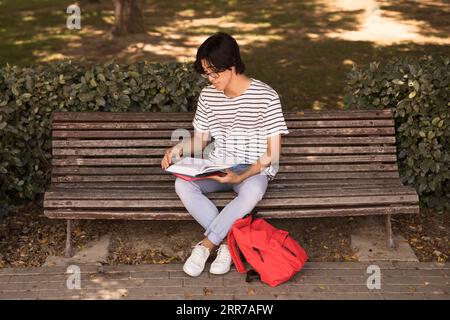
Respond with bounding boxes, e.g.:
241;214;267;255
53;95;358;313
53;146;396;157
53;148;167;156
288;128;396;136
51;171;401;183
52;155;399;166
44;193;419;209
53;140;178;148
51;163;399;175
53;122;192;130
50;179;408;189
51;119;394;130
52;130;186;138
276;163;399;172
284;146;397;154
43;206;419;220
52;136;396;148
53;147;396;156
52;109;394;122
256;206;420;218
52;127;396;138
44;187;419;200
263;155;399;163
52;146;397;157
52;158;163;166
44;209;194;220
43;205;419;220
287;119;394;128
274;137;396;145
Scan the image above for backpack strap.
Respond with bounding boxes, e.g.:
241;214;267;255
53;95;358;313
245;269;261;283
227;226;246;273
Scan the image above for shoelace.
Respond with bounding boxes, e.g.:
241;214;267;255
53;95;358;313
214;245;230;263
190;242;209;261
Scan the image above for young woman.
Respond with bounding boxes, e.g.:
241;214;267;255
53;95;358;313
161;32;289;277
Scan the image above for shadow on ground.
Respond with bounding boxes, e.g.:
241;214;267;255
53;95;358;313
0;201;448;268
0;0;449;109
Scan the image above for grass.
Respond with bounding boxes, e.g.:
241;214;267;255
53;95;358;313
0;0;449;109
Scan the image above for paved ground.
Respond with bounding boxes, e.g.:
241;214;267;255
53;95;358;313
0;262;448;300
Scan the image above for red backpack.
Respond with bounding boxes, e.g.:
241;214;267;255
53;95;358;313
227;214;308;287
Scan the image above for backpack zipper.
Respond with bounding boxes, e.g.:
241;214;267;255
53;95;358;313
253;247;264;262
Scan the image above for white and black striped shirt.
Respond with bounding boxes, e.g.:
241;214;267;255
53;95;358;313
192;78;289;179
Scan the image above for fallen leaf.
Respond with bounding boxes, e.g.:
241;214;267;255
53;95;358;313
433;250;442;257
203;288;213;295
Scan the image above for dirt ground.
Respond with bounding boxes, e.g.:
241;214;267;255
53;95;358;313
0;199;448;268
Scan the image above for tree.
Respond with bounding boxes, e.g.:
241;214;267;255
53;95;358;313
112;0;145;36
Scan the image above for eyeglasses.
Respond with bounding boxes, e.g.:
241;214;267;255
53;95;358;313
200;69;225;79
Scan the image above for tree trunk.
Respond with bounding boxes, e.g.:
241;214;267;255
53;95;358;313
112;0;145;36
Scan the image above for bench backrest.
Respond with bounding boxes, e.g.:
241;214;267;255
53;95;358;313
50;109;400;189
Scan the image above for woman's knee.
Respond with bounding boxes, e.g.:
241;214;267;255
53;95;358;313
239;180;267;203
174;178;196;196
251;187;266;202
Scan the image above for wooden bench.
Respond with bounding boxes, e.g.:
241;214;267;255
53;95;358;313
43;109;420;257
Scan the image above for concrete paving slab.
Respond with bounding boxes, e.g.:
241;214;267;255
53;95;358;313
351;216;419;262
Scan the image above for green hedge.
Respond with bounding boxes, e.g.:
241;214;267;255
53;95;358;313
344;55;450;210
0;60;207;215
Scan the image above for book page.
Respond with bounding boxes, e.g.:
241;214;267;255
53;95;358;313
200;163;233;174
166;157;238;176
166;157;214;176
200;157;240;173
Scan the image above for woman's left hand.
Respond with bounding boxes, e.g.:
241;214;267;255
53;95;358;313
209;169;243;184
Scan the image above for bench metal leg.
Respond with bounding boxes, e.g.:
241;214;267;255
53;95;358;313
386;214;396;250
65;220;74;258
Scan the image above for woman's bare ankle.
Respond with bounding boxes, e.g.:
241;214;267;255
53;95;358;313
201;238;216;251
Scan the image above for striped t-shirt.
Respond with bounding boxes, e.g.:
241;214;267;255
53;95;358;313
192;78;289;179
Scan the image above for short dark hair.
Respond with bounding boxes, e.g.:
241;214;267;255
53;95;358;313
194;32;245;75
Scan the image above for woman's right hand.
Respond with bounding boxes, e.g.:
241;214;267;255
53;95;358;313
161;145;182;169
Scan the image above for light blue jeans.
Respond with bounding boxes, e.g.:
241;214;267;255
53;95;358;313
175;164;269;246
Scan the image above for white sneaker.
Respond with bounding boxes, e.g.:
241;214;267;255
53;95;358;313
210;244;232;275
183;241;211;277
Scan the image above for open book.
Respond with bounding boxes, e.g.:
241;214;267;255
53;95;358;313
165;157;237;180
